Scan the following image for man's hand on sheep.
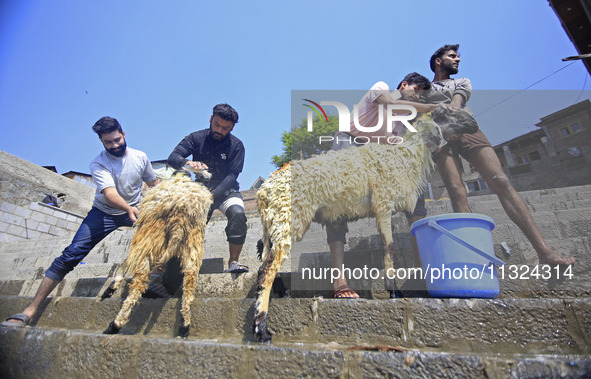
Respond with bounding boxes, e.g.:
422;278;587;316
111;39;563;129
185;160;208;171
184;161;212;180
127;206;140;224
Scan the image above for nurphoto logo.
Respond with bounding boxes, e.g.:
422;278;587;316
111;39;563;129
303;98;419;145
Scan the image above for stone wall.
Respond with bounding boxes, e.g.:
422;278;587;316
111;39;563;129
0;201;83;243
0;151;93;243
0;151;94;215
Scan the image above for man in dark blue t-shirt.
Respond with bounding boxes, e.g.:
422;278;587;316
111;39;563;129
168;103;249;274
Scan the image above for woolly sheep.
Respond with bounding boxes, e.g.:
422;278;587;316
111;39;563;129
103;174;213;338
253;108;477;342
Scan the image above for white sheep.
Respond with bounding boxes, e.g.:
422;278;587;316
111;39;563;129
103;174;213;337
253;108;477;342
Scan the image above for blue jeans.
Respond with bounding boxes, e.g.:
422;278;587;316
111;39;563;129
46;207;133;281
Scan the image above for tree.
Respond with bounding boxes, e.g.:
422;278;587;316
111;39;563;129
271;114;339;169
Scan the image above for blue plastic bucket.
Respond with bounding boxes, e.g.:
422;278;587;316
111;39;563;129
410;213;504;298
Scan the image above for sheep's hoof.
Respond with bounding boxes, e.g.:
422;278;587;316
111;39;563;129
178;324;190;338
254;319;272;343
101;286;116;300
103;321;121;334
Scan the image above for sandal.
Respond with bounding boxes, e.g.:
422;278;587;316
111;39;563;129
223;261;249;274
333;285;359;299
1;313;31;328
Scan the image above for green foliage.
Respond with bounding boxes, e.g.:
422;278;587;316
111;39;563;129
271;114;339;169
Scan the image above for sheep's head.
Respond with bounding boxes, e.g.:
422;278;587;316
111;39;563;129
432;106;479;141
413;114;446;153
411;106;480;153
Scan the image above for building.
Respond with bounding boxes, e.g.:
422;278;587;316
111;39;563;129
549;0;591;75
428;100;591;198
62;171;97;190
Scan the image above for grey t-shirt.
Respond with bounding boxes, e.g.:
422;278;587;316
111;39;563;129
90;147;157;215
428;77;473;115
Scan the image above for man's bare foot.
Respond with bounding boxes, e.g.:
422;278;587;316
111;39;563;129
333;285;360;299
537;247;576;265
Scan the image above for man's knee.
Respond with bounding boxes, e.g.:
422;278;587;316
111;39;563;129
326;222;347;244
487;174;513;193
225;204;247;245
46;237;96;280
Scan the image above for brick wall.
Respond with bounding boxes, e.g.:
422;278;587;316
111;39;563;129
0;200;83;243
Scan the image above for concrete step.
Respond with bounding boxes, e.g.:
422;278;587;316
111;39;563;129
2;327;589;379
0;296;590;356
0;259;587;300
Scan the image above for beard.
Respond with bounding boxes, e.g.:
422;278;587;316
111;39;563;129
209;125;225;141
443;61;459;75
106;139;127;157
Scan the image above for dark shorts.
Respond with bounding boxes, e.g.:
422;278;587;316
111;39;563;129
438;129;492;159
405;192;427;219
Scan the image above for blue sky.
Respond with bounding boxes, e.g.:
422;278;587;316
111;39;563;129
0;1;589;189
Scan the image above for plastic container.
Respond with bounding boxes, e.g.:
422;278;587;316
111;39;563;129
410;213;505;298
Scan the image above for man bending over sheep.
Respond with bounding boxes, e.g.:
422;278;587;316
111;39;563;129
2;117;159;327
167;103;249;276
328;72;440;298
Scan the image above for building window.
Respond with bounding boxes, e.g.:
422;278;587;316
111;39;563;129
466;181;480;193
515;153;530;165
560;127;571;137
528;150;541;161
466;179;488;193
571;123;582;133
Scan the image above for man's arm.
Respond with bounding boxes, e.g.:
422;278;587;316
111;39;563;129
210;144;244;198
450;93;466;109
449;77;471;109
374;93;438;113
210;173;238;198
146;178;160;187
102;187;140;223
168;133;204;170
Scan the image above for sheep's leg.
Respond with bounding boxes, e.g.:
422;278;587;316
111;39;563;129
375;214;394;266
254;241;288;342
177;266;199;338
101;274;125;299
375;213;398;296
104;261;150;334
177;226;205;338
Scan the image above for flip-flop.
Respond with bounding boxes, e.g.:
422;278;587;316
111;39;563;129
223;261;249;273
333;285;359;299
1;313;31;328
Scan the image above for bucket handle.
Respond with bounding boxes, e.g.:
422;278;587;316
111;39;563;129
428;220;505;266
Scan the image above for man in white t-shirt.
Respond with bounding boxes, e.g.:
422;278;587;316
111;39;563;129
347;74;439;143
2;117;159;327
